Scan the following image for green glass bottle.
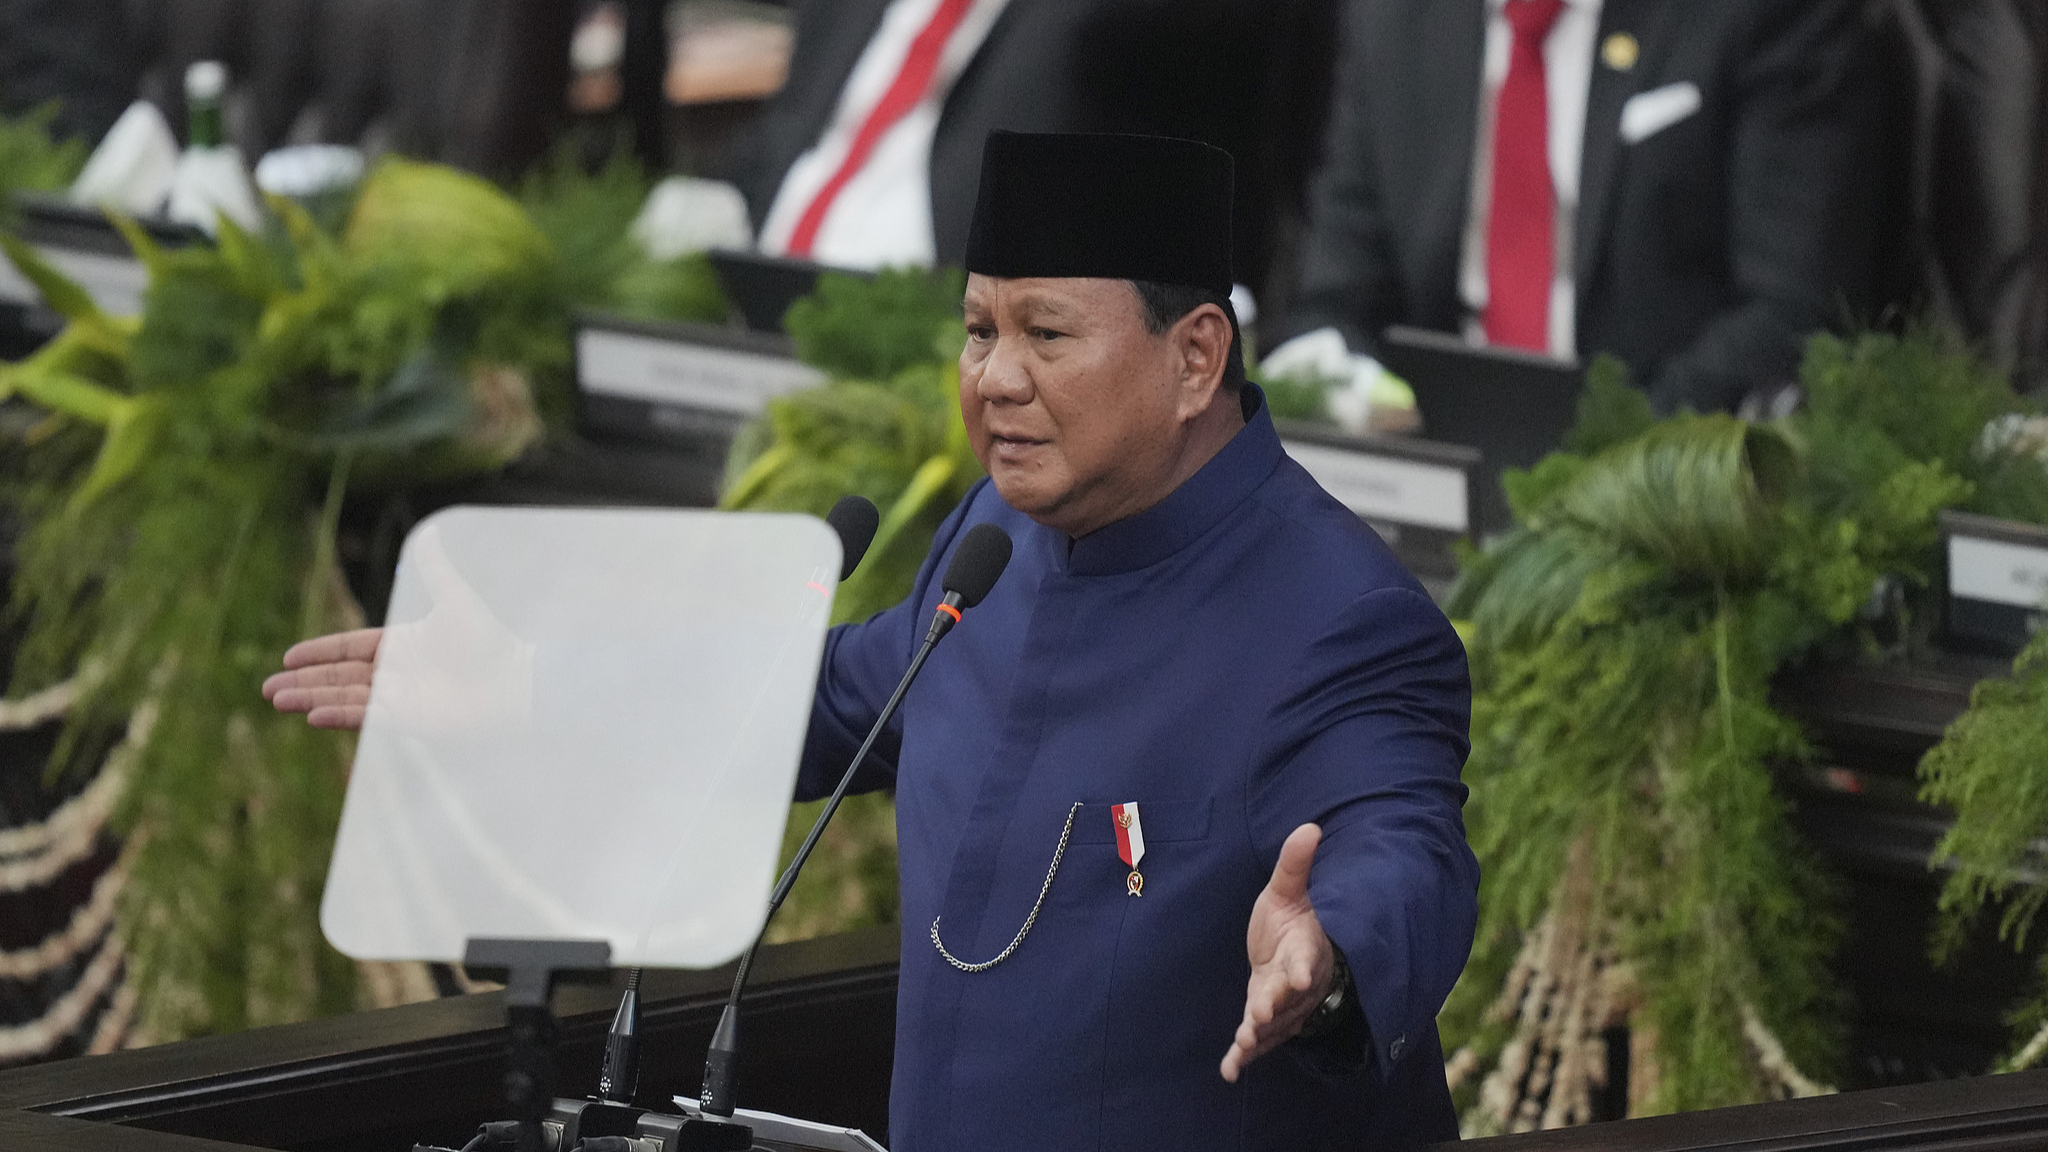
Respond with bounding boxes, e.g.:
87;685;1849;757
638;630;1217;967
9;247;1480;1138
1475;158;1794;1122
184;61;226;149
168;59;261;234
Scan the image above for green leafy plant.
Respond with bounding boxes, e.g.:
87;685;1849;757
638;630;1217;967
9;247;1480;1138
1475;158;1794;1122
1;155;728;1041
1920;631;2048;1069
518;145;726;327
1800;326;2048;527
1440;331;2033;1129
781;266;966;383
1825;333;2048;1077
1914;335;2048;1067
0;104;88;219
1257;372;1339;423
719;267;979;941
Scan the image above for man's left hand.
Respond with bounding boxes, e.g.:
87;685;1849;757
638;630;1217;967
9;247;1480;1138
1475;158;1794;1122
1221;822;1335;1083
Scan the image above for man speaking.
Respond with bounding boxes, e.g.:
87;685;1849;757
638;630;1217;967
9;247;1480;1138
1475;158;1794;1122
268;132;1479;1150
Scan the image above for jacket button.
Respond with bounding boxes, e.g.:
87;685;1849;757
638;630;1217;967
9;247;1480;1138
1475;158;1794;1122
1388;1035;1407;1063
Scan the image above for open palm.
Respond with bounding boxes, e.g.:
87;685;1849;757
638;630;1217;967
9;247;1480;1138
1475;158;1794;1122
1221;822;1335;1082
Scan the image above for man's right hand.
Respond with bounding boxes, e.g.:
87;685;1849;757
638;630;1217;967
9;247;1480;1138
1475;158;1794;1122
263;628;383;731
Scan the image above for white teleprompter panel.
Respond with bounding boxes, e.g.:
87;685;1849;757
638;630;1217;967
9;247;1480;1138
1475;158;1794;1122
321;506;840;969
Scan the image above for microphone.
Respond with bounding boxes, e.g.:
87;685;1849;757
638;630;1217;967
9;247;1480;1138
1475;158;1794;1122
923;523;1013;645
699;522;1015;1119
591;497;883;1112
826;495;881;583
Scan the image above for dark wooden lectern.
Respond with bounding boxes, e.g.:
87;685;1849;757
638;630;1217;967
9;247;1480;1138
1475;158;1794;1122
0;930;897;1151
6;923;2048;1149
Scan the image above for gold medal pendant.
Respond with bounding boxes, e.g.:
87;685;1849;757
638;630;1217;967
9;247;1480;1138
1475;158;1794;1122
1126;870;1144;897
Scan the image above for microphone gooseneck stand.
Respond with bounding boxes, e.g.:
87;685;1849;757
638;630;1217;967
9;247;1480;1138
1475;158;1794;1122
596;966;640;1104
698;521;1014;1128
586;497;888;1152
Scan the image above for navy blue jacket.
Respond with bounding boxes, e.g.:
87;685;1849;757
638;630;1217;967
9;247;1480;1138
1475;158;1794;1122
799;392;1479;1150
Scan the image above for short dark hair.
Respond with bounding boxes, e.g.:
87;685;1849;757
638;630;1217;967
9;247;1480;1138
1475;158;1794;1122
1128;280;1247;392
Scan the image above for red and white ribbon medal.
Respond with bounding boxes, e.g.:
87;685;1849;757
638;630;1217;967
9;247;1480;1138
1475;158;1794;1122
1112;802;1146;896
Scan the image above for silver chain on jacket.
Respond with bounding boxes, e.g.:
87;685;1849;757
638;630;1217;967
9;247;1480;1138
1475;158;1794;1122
931;801;1084;973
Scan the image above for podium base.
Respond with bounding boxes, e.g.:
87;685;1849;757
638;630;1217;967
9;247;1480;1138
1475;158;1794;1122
672;1098;886;1151
640;1112;756;1150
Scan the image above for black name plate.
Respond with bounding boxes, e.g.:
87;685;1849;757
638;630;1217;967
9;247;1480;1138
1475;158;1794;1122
1942;510;2048;655
575;314;826;445
1277;421;1480;581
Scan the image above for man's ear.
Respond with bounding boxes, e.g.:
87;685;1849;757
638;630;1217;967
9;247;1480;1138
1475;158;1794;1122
1174;303;1233;415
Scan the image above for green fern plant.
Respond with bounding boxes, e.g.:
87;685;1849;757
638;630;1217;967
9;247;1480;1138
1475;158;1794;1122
1;155;728;1041
1440;332;2026;1127
1920;633;2048;1058
1802;328;2048;1072
1919;594;2048;1071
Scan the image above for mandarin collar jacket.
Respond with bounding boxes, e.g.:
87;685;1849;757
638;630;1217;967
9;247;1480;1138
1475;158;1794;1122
798;389;1479;1150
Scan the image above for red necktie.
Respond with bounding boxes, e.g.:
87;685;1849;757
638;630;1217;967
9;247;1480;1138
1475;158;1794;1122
1483;0;1566;352
787;0;974;257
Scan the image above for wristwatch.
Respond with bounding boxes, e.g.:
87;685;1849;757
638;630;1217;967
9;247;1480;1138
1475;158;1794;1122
1296;944;1353;1040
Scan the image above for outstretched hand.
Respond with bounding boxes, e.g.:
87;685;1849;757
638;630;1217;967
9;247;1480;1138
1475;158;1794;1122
1221;822;1335;1083
263;521;535;734
263;628;382;730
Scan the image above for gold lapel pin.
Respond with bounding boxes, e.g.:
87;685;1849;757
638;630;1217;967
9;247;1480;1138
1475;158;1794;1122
1602;32;1639;72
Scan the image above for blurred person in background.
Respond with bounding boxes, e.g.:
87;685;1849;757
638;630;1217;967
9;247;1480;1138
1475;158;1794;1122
1270;0;1889;414
736;0;1096;270
729;0;1339;309
88;0;572;177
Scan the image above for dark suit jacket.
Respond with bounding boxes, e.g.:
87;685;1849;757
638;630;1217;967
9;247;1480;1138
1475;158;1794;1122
1279;0;1888;413
730;0;1102;268
728;0;1343;301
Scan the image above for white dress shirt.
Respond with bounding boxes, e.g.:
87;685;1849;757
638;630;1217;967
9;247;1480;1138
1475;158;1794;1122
1457;0;1603;358
758;0;1011;268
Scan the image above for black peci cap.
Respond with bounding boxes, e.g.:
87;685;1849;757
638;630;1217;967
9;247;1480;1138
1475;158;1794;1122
964;131;1235;295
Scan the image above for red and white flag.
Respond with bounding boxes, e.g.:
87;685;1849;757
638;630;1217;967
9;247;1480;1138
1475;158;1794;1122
1112;802;1145;896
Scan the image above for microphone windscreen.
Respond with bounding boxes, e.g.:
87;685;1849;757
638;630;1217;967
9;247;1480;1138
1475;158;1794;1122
942;523;1014;608
826;496;881;582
